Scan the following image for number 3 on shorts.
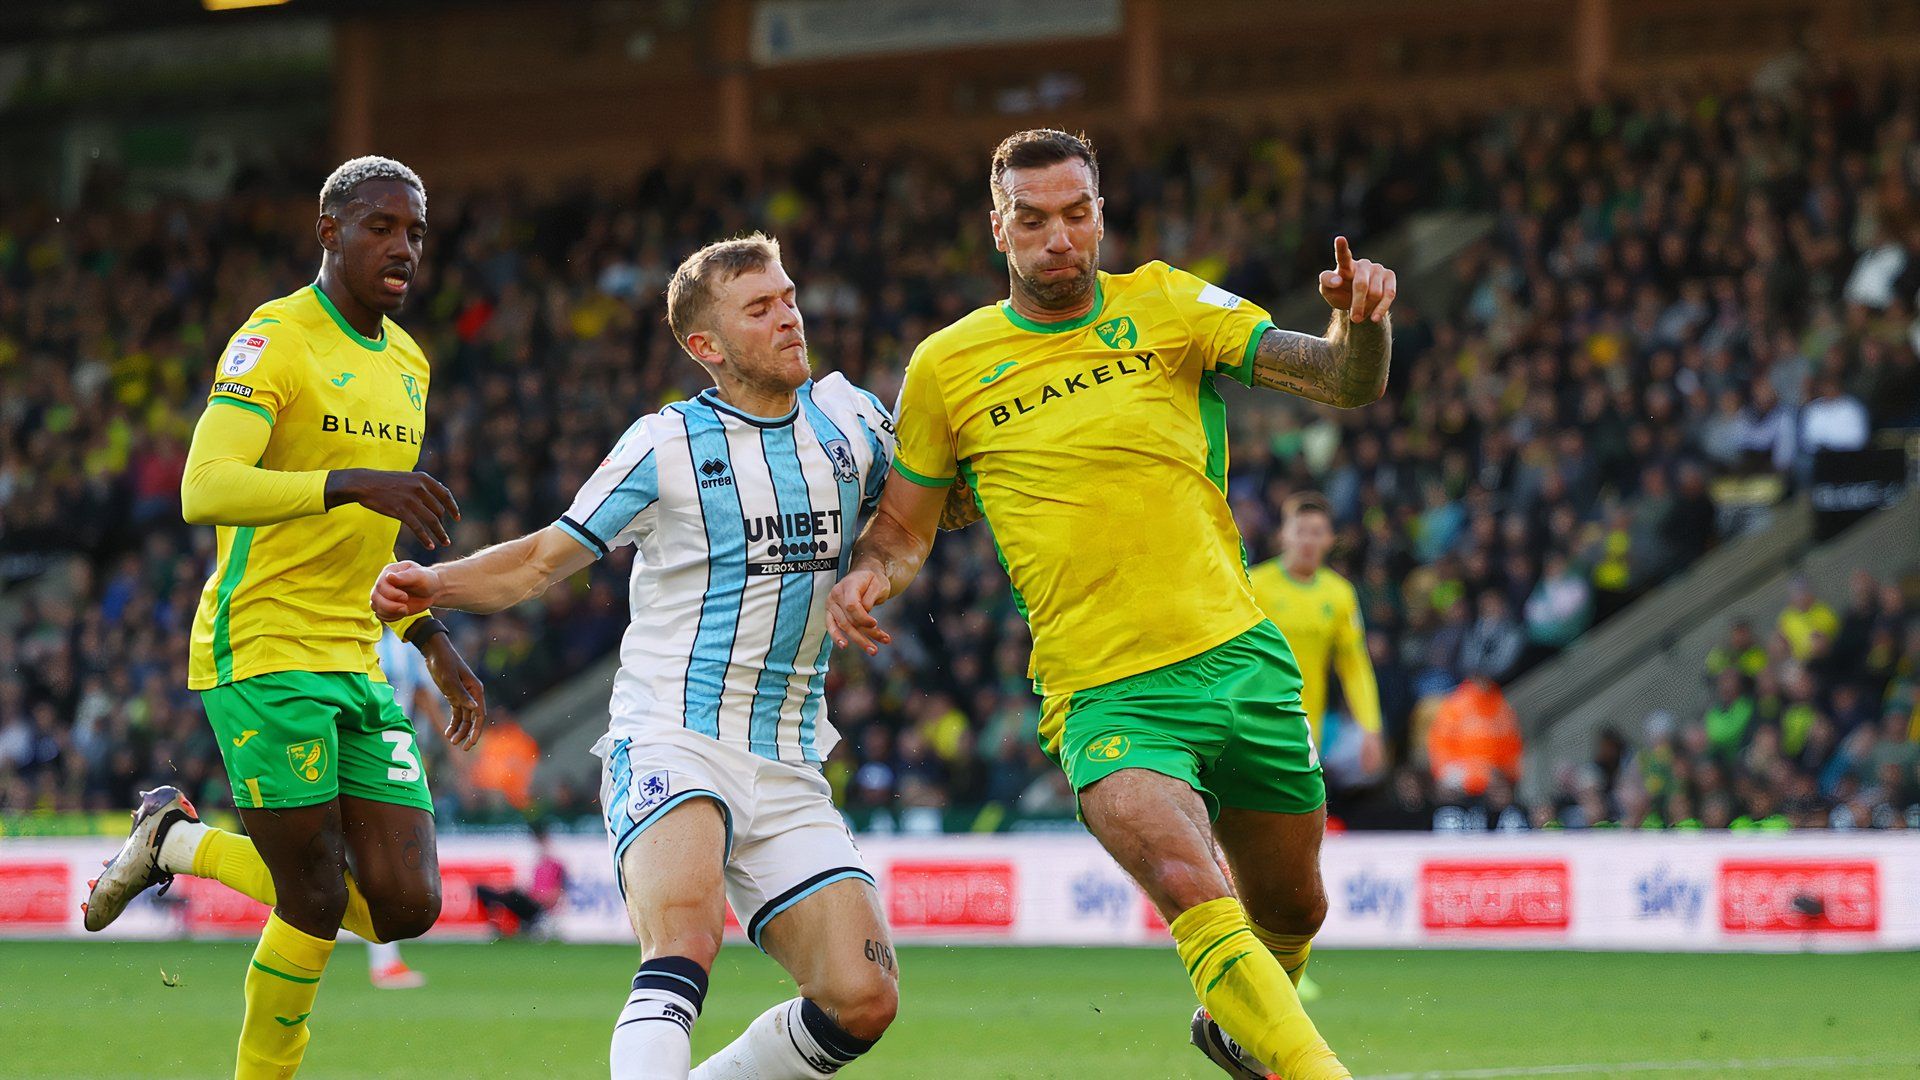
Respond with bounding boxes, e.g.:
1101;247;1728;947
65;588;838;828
383;730;422;782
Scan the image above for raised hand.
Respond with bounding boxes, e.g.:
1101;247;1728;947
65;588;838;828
327;469;461;550
1318;236;1397;323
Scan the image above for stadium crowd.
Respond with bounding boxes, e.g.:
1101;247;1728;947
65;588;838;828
2;61;1918;829
1406;569;1920;833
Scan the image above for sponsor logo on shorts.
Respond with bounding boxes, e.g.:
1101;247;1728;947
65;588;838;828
1085;735;1130;762
231;729;260;748
631;770;671;817
287;739;327;783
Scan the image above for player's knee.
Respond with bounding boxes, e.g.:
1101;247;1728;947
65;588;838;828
370;885;441;941
1247;891;1328;938
821;972;898;1042
647;927;722;970
283;873;351;930
1144;857;1228;915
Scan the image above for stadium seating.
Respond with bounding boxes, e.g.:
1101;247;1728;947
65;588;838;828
2;64;1917;829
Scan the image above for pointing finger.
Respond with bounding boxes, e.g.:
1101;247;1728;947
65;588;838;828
1333;235;1354;275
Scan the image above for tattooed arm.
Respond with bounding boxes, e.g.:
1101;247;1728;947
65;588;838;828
1248;235;1396;408
1249;312;1391;409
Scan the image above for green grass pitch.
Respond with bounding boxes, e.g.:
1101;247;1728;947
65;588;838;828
2;942;1915;1078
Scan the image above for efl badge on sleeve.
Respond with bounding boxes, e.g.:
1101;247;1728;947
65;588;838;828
223;335;270;376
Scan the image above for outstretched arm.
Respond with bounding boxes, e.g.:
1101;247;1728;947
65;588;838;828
1249;236;1394;409
826;472;949;654
1250;314;1391;409
372;525;597;619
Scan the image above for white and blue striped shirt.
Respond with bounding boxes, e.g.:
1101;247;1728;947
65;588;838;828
556;374;895;766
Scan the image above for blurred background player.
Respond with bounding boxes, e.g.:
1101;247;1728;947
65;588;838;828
349;625;446;987
1245;490;1383;1005
371;235;901;1080
80;156;487;1078
1249;492;1384;783
474;821;568;940
830;129;1395;1080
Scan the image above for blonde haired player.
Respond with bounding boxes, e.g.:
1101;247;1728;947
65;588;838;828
372;235;900;1080
829;129;1395;1080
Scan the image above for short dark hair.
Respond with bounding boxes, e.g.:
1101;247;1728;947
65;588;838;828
665;232;782;352
1283;491;1332;522
989;128;1099;207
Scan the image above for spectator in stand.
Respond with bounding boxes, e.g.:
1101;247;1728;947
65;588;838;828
1458;592;1525;685
1704;670;1756;757
1426;661;1523;798
1797;372;1873;481
1706;620;1768;679
1778;576;1840;662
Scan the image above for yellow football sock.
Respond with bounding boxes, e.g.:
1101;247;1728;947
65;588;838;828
1248;920;1314;987
193;829;384;943
1170;896;1348;1080
236;912;335;1079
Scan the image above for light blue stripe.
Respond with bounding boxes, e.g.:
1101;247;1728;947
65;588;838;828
554;517;605;558
850;387;892;510
604;738;634;836
584;449;657;543
748;870;875;950
683;408;746;740
797;385;862;763
747;424;815;760
635;969;705;998
611;789;733;899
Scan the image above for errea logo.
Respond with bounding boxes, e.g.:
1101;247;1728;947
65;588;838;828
698;458;733;489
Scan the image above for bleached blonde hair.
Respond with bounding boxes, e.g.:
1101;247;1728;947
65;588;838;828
319;155;424;215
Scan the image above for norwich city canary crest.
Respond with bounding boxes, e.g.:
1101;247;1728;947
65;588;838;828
1093;316;1137;350
401;373;423;410
288;739;327;783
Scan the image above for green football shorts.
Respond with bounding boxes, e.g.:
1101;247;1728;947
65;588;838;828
200;670;433;813
1038;620;1325;818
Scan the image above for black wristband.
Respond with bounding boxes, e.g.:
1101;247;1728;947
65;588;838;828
403;616;449;645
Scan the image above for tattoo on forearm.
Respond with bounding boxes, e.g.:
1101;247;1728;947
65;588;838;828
864;938;896;973
1250;313;1391;408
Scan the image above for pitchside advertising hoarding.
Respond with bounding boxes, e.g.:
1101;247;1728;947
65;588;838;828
4;833;1917;951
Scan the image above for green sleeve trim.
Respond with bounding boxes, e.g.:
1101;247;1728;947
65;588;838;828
1216;318;1274;387
892;459;956;488
209;395;275;426
309;283;389;352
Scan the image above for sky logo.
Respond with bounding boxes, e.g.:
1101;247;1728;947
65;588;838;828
1634;864;1706;924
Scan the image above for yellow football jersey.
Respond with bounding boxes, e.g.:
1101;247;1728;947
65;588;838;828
187;285;431;689
893;261;1275;694
1246;561;1380;739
